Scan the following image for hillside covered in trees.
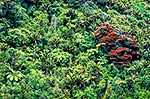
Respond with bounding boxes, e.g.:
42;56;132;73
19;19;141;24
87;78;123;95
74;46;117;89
0;0;150;99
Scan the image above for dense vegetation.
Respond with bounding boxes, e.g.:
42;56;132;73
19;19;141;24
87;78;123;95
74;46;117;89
0;0;150;98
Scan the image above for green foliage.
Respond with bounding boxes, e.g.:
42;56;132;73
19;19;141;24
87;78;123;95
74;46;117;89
46;48;72;67
0;0;150;98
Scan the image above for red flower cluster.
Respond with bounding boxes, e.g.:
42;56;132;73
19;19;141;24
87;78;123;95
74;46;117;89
94;23;140;67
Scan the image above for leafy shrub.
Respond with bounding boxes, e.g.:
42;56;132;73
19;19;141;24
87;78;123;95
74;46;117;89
46;48;72;67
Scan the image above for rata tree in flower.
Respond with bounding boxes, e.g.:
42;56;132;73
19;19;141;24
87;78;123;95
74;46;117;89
94;23;141;68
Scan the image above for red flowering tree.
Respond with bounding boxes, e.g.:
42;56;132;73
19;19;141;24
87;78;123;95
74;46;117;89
94;23;141;67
